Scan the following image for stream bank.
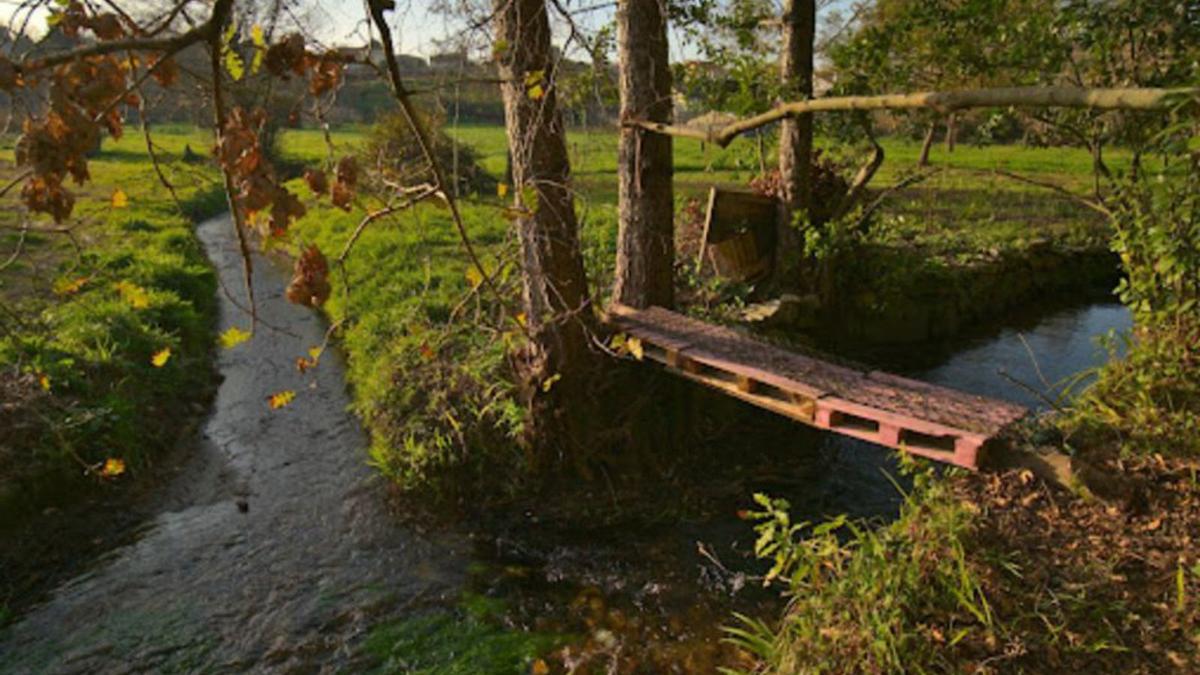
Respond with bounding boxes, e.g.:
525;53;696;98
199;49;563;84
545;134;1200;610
0;215;468;673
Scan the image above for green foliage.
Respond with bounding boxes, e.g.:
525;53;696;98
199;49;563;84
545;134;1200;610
1067;148;1200;456
728;464;989;674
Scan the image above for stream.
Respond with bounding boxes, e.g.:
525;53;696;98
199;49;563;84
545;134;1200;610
0;213;1131;672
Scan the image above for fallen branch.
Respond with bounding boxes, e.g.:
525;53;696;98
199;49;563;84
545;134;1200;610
630;86;1198;147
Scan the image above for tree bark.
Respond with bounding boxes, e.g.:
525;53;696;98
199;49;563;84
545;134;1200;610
612;0;674;309
495;0;597;461
779;0;816;213
945;113;958;153
918;121;936;167
775;0;816;289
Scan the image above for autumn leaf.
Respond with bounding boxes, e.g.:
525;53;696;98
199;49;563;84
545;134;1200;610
514;312;527;328
220;326;252;349
111;188;128;208
38;372;50;391
99;457;126;478
465;264;484;290
267;390;296;409
527;84;544;100
114;280;150;309
497;183;509;198
627;336;644;360
541;373;561;392
151;347;171;367
418;342;435;361
285;245;331;307
53;276;89;296
531;659;550;675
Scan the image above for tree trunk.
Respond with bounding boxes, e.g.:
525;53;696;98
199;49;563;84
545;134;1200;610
612;0;674;309
779;0;815;214
775;0;815;289
945;113;958;153
495;0;597;463
918;121;937;167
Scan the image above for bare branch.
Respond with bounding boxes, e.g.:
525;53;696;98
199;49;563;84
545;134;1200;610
629;86;1198;147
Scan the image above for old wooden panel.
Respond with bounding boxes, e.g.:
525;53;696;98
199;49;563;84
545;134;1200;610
697;187;779;281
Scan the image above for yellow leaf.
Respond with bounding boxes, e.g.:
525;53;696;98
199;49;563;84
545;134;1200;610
465;265;484;290
267;390;296;409
514;312;527;327
100;457;126;478
531;659;550;675
114;281;150;309
541;373;561;392
219;326;252;349
38;373;50;391
308;346;323;360
151;348;171;367
497;183;509;198
111;189;128;208
54;276;89;296
251;24;265;47
627;336;644;360
527;83;544;100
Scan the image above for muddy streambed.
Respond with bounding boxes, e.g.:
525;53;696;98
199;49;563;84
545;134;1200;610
0;212;1130;672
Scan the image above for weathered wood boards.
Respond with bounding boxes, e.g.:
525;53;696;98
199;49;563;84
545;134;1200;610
697;187;779;281
608;304;1028;469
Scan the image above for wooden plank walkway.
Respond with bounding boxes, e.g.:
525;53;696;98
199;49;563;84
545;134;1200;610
608;304;1028;469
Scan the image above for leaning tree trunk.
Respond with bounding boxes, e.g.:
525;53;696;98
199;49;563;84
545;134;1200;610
775;0;816;287
495;0;597;464
918;121;937;167
612;0;674;309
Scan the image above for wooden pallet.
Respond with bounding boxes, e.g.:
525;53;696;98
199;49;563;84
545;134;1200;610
608;304;1028;469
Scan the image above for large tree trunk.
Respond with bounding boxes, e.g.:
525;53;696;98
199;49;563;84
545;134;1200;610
775;0;816;288
779;0;816;213
612;0;674;309
495;0;597;463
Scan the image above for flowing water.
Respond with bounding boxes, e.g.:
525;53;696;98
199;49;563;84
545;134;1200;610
0;213;1131;672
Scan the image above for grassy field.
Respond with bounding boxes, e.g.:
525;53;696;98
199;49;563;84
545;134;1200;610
0;128;224;520
281;124;1116;267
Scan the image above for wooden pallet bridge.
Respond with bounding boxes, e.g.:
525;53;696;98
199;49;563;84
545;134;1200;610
608;304;1028;469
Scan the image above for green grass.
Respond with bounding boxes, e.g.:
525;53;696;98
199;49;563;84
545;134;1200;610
0;128;224;518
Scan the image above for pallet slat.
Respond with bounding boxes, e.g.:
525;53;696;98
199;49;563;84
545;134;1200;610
609;304;1027;469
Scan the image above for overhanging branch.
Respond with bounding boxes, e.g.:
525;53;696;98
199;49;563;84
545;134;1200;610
630;86;1198;147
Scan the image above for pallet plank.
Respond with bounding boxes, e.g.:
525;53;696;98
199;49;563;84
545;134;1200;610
608;303;1028;469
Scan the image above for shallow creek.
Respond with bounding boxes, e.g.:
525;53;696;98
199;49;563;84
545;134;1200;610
0;213;1131;672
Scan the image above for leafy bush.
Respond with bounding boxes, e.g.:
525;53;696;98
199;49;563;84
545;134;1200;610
361;110;496;196
1065;151;1200;456
727;464;988;674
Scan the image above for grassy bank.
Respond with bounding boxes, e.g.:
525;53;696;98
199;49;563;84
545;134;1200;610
278;124;1123;486
0;128;223;521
